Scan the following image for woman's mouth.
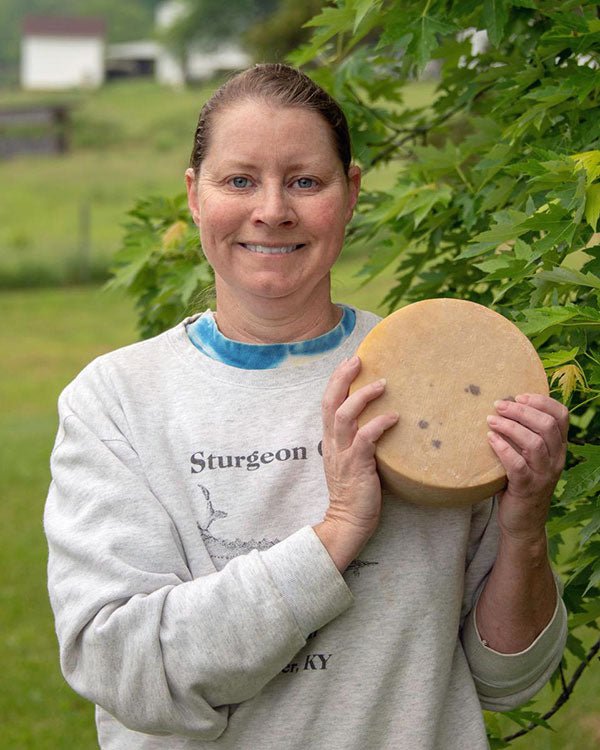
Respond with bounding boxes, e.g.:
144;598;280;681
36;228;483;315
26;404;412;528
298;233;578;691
241;243;305;255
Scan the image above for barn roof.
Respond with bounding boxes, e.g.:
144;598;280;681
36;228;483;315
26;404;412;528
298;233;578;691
22;15;106;38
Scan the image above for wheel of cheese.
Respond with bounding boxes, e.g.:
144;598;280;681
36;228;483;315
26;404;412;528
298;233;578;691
350;298;549;507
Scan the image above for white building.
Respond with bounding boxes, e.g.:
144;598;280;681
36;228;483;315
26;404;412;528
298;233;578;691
21;16;106;90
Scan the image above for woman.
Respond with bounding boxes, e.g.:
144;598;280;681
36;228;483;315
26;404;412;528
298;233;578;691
45;64;568;749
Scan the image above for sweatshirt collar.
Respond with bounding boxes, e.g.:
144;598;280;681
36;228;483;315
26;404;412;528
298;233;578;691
186;305;356;370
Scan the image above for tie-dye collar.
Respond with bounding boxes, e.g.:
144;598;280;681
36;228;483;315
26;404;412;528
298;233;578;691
186;306;356;370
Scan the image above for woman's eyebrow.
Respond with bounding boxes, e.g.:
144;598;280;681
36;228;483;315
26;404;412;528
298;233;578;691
215;157;331;173
215;160;260;172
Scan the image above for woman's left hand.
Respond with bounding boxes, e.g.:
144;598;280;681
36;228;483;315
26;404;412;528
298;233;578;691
486;393;569;543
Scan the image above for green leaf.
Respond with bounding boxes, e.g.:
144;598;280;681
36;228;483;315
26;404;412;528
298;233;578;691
482;0;509;47
290;3;357;65
475;143;515;190
513;239;533;261
467;210;529;253
580;510;600;547
501;708;553;731
570;443;600;460
368;182;452;228
584;183;600;231
519;203;578;253
409;13;456;72
537;267;600;290
584;560;600;596
353;0;378;33
473;255;529;281
547;503;598;536
571;150;600;184
559;445;600;504
541;348;579;367
516;306;580;336
566;632;587;661
480;177;516;213
568;598;600;629
304;4;355;36
355;237;406;283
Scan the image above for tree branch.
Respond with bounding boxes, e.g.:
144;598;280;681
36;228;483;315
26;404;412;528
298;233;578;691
502;636;600;743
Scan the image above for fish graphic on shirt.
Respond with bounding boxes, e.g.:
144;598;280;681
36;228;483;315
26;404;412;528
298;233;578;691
196;485;378;575
196;485;281;565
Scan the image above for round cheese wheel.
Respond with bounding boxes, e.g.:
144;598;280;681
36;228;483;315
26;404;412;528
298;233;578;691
350;298;549;507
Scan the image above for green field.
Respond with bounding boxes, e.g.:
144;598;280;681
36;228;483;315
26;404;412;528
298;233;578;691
1;284;598;749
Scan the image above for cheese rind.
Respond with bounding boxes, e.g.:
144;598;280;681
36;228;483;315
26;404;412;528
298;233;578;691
350;299;549;507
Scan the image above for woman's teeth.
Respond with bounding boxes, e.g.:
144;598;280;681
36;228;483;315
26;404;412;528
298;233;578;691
243;243;302;254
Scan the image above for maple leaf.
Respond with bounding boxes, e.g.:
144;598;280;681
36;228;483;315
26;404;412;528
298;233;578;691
162;220;188;251
550;363;588;403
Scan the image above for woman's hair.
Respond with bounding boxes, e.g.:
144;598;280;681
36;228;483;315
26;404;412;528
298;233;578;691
189;63;352;177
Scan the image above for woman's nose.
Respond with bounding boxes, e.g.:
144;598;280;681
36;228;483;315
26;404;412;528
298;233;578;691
251;186;297;228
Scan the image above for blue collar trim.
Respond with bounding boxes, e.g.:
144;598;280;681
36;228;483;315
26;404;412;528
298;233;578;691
187;305;356;370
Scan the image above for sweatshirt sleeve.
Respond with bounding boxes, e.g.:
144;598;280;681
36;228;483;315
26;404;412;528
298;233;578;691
459;498;568;711
44;368;353;740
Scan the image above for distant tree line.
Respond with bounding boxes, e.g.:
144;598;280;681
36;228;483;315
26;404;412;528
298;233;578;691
163;0;321;63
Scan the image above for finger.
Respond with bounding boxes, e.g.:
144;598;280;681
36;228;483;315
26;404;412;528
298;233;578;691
487;431;532;490
322;356;361;434
493;398;565;460
514;394;569;443
334;378;388;449
354;412;400;455
486;413;550;472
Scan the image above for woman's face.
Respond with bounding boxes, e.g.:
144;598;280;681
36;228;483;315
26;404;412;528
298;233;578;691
186;100;360;313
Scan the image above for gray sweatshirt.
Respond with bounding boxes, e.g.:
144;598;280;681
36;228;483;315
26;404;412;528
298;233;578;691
44;308;567;749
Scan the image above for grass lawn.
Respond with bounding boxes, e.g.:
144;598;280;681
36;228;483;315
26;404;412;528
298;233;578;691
1;283;598;748
0;286;138;748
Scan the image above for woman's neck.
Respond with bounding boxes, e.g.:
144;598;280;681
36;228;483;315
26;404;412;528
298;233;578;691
213;282;342;344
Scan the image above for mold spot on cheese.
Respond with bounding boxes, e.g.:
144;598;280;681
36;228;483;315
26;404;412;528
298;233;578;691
418;420;429;429
502;395;516;402
468;384;481;395
432;440;442;449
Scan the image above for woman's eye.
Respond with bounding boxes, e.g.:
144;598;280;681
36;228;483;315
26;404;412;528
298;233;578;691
230;176;252;189
294;177;317;189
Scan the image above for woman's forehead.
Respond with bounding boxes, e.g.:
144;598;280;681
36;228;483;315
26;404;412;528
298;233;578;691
205;102;339;163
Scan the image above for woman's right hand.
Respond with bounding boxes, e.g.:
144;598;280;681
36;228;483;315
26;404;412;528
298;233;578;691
314;355;399;572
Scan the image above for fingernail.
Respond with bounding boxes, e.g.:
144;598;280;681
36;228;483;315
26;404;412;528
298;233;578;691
348;355;359;366
515;394;528;403
486;415;498;425
377;378;387;387
494;400;507;411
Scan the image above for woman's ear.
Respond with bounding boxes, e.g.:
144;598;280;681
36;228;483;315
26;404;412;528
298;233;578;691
185;168;200;226
345;165;362;222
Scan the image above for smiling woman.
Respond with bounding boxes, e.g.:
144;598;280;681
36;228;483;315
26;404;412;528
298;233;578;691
185;100;360;342
44;63;568;750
